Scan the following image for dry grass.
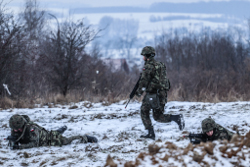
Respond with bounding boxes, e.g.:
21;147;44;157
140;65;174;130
15;99;35;109
0;97;35;109
0;88;247;110
39;160;47;166
69;105;78;109
124;132;250;166
168;86;249;103
0;90;127;110
20;162;29;166
1;80;249;110
0;97;13;109
168;84;186;102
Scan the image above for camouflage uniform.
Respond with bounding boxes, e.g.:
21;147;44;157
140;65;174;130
9;114;90;149
202;118;234;141
136;46;180;131
137;57;171;129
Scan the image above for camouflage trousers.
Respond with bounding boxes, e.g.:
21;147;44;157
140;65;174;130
49;131;88;146
140;92;171;130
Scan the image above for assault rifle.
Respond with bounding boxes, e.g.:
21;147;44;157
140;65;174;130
125;73;142;109
184;133;207;144
5;136;18;149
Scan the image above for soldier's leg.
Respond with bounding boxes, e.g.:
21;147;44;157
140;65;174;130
61;135;88;145
140;97;155;140
153;107;185;130
140;98;153;129
153;104;171;123
50;131;89;146
152;94;185;130
152;91;171;123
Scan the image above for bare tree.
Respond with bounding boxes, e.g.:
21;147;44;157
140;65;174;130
0;1;26;97
12;0;48;97
154;27;250;101
40;18;97;96
19;0;46;41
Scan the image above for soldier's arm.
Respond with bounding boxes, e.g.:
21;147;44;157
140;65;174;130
222;129;235;141
216;124;234;141
136;64;155;95
18;126;40;149
218;132;230;141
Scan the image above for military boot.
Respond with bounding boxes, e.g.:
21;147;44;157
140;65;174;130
170;114;185;130
140;128;155;140
56;125;67;134
86;135;98;143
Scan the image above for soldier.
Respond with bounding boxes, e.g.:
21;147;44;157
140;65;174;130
201;117;235;141
8;114;98;150
136;46;185;140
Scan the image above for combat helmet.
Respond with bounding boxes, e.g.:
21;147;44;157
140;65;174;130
201;117;216;133
141;46;155;58
9;114;27;130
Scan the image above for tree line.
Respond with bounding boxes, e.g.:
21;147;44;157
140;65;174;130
1;0;250;107
155;27;250;101
0;0;138;106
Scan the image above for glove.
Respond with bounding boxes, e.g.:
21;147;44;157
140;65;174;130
135;91;141;97
12;144;19;150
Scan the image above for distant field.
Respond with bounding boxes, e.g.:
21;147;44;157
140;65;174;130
68;12;246;39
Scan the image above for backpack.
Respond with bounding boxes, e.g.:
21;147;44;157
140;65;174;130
153;61;171;91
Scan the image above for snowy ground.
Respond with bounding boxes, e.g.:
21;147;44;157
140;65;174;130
0;100;250;166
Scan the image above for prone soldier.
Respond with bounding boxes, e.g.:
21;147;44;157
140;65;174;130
186;117;235;144
7;114;98;150
201;117;234;141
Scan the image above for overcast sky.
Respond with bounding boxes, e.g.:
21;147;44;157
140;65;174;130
6;0;248;9
4;0;250;16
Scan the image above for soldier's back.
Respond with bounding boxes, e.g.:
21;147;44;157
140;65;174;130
213;124;234;141
25;122;49;146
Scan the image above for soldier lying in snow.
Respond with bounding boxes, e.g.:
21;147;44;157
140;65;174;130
7;114;97;150
201;117;234;141
186;117;235;144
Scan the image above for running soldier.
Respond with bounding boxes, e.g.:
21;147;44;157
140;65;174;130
136;46;185;140
8;114;97;150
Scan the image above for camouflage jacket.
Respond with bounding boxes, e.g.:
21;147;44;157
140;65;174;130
11;122;51;149
205;124;234;141
136;57;169;96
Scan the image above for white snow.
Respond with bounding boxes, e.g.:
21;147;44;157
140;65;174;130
72;12;245;39
0;100;250;166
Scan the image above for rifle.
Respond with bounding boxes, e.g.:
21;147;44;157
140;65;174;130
184;133;207;144
125;73;142;109
4;136;18;149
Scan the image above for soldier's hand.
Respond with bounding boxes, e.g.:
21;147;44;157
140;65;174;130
135;91;141;97
12;145;19;150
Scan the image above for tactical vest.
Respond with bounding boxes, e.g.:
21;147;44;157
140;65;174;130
207;124;234;141
215;124;234;141
15;115;48;144
147;60;171;92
